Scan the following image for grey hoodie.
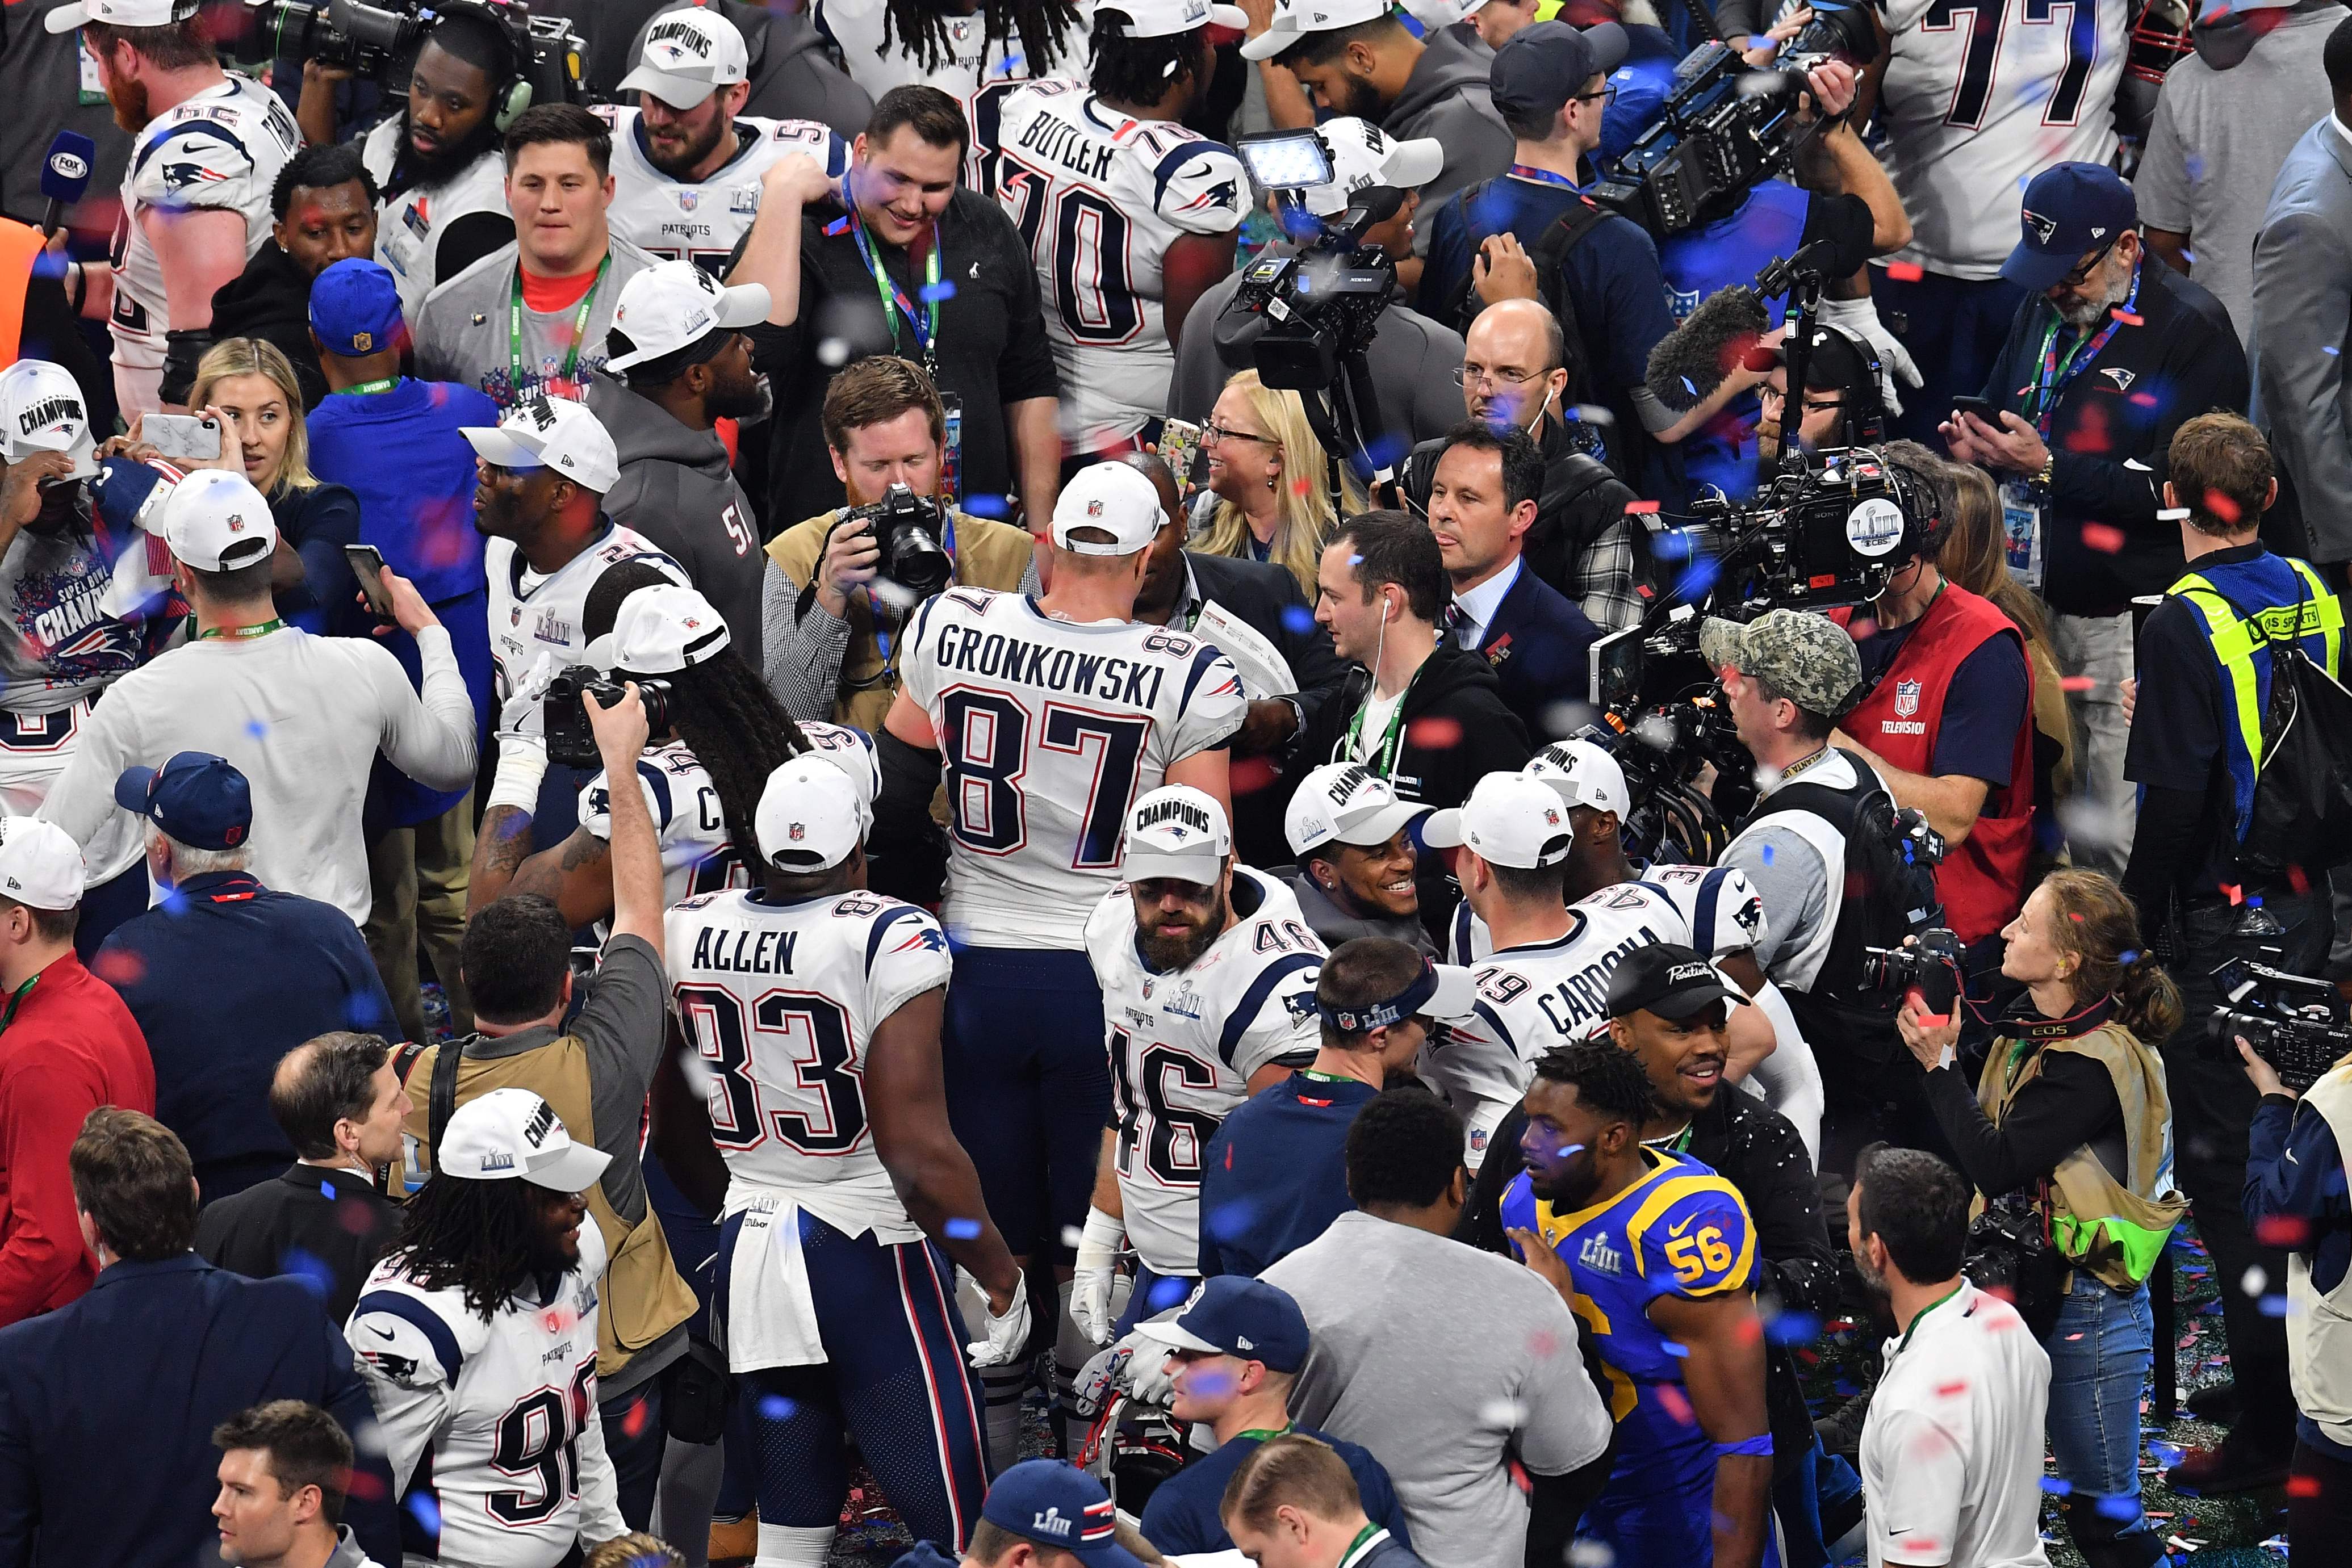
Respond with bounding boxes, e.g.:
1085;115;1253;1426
1273;865;1437;957
587;376;767;650
1383;27;1515;256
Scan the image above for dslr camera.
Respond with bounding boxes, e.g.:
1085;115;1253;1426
235;0;587;106
543;665;673;770
834;484;953;602
2210;958;2352;1092
1861;925;1964;1014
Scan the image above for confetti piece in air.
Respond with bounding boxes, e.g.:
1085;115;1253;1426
2288;863;2312;894
1281;605;1316;635
2328;346;2342;357
2203;489;2241;525
2111;309;2144;327
758;1394;798;1422
1885;261;1924;282
919;280;957;303
2059;675;2097;693
944;1217;981;1240
2081;523;2126;555
1061;1225;1087;1250
1148;1274;1190;1310
963;493;1008;518
407;1495;442;1534
2223;883;2244;905
246;719;269;740
622;1396;653;1437
1625;500;1661;514
2040;1477;2074;1495
1407;716;1463;749
2288;1474;2324;1499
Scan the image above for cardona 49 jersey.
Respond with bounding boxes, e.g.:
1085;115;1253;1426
994;80;1245;448
900;586;1244;950
1502;1148;1757;1500
664;886;951;1242
1446;865;1768;967
594;105;847;274
1083;866;1324;1273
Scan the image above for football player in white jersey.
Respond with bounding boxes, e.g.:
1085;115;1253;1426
51;0;300;418
1860;0;2128;437
595;7;851;274
877;459;1243;1455
348;4;521;324
817;0;1097;190
664;757;1028;1563
1073;785;1324;1345
996;0;1247;453
348;1089;625;1568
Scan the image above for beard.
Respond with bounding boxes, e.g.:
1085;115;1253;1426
1332;73;1385;121
2056;267;2132;329
1137;896;1227;971
645;111;733;179
707;364;774;425
106;72;149;135
400;104;498;191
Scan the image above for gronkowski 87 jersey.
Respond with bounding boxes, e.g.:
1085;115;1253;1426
112;76;301;411
664;887;952;1242
1083;866;1324;1273
1877;0;2127;277
1502;1150;1756;1499
901;587;1245;950
595;106;847;274
1446;865;1768;966
994;82;1246;447
349;1222;621;1567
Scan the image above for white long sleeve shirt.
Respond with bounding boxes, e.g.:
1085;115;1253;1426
37;624;476;924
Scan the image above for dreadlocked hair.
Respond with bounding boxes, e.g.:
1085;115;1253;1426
1089;9;1207;103
883;0;1082;79
666;649;811;881
388;1173;548;1320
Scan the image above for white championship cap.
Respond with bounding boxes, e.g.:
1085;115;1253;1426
45;0;198;32
1240;0;1391;60
161;469;278;572
604;260;770;372
1524;739;1629;817
1051;462;1164;556
1422;771;1575;869
1119;784;1232;886
618;6;752;108
0;817;84;911
1297;118;1444;218
1285;762;1428;857
0;360;98;480
755;754;869;872
462;395;621;495
605;584;731;675
437;1087;614;1190
1397;0;1490;28
1099;0;1249;37
796;720;882;812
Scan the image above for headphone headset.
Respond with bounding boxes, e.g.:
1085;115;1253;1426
1813;321;1886;447
429;0;536;133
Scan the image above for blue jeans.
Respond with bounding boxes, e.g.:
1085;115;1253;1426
2043;1276;2163;1566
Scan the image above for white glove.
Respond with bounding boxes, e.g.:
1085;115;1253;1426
1072;1207;1124;1347
1112;1329;1177;1408
961;1269;1032;1369
1819;293;1923;418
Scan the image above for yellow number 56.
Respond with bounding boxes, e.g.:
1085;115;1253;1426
1665;1226;1734;1283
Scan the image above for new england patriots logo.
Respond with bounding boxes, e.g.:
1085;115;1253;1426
893;926;951;955
161;160;229;192
1201;179;1238;212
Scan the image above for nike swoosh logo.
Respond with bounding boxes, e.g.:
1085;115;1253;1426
1669;1217;1696;1237
366;1324;396;1340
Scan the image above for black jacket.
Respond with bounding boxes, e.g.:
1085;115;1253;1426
1402;417;1642;607
1455;565;1601;744
192;1162;401;1326
1979;261;2248;617
1293;643;1530;932
1183;550;1349;866
208;241;328;410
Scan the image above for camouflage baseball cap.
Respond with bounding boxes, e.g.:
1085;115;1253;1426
1700;610;1863;716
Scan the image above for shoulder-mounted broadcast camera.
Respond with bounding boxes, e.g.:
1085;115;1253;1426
2211;958;2352;1092
233;0;586;116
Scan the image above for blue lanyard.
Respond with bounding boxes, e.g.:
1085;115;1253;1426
1509;162;1581;191
2031;261;2144;442
843;170;942;369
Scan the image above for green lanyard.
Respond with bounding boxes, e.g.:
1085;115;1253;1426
1298;1068;1355;1084
1237;1423;1295;1443
198;618;284;642
1337;1523;1387;1568
0;974;35;1030
1343;665;1422;779
846;181;943;372
341;376;401;396
509;255;611;393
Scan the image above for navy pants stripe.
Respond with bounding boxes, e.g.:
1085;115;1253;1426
722;1208;989;1549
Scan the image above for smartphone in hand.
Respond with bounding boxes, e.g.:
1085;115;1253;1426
345;543;394;617
1950;396;2004;427
144;413;221;461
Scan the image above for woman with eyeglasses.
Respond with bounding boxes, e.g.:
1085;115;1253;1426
1190;370;1358;600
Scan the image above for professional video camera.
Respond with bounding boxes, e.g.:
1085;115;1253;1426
544;665;675;769
2211;958;2352;1092
233;0;587;108
1228;129;1409;496
1588;41;1810;240
831;483;953;603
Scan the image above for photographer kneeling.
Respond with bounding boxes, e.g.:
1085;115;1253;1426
762;357;1037;727
1895;869;2185;1568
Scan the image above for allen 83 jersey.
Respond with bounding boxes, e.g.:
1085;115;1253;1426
994;81;1245;448
901;586;1245;950
1083;866;1324;1273
664;887;952;1243
594;106;847;274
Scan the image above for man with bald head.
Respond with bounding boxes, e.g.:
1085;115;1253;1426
1403;299;1642;630
195;1033;409;1323
1126;451;1349;865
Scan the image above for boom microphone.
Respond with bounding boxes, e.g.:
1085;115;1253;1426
1646;284;1772;413
39;132;95;237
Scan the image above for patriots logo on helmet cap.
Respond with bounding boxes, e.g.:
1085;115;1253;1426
2021;208;2058;245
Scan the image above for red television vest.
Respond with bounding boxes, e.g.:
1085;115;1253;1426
1836;584;2037;944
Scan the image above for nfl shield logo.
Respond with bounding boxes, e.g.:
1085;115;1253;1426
1894;680;1921;718
679;191;698;211
789;823;806;842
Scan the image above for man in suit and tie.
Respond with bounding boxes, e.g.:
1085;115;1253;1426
2251;16;2352;570
0;1108;400;1568
1426;422;1601;744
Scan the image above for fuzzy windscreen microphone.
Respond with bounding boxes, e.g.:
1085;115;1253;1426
1645;284;1773;413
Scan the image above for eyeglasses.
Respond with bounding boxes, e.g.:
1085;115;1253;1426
2058;236;2119;290
1203;422;1277;447
1757;385;1847;414
1570;83;1617;108
1453;364;1548;391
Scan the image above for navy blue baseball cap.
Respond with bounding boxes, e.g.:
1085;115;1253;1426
308;258;404;358
981;1462;1146;1568
1491;22;1629;128
1134;1275;1311;1372
113;751;252;850
2001;163;2138;294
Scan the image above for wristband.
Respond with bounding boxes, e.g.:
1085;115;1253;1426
485;735;549;816
1713;1435;1775;1458
1075;1206;1123;1271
